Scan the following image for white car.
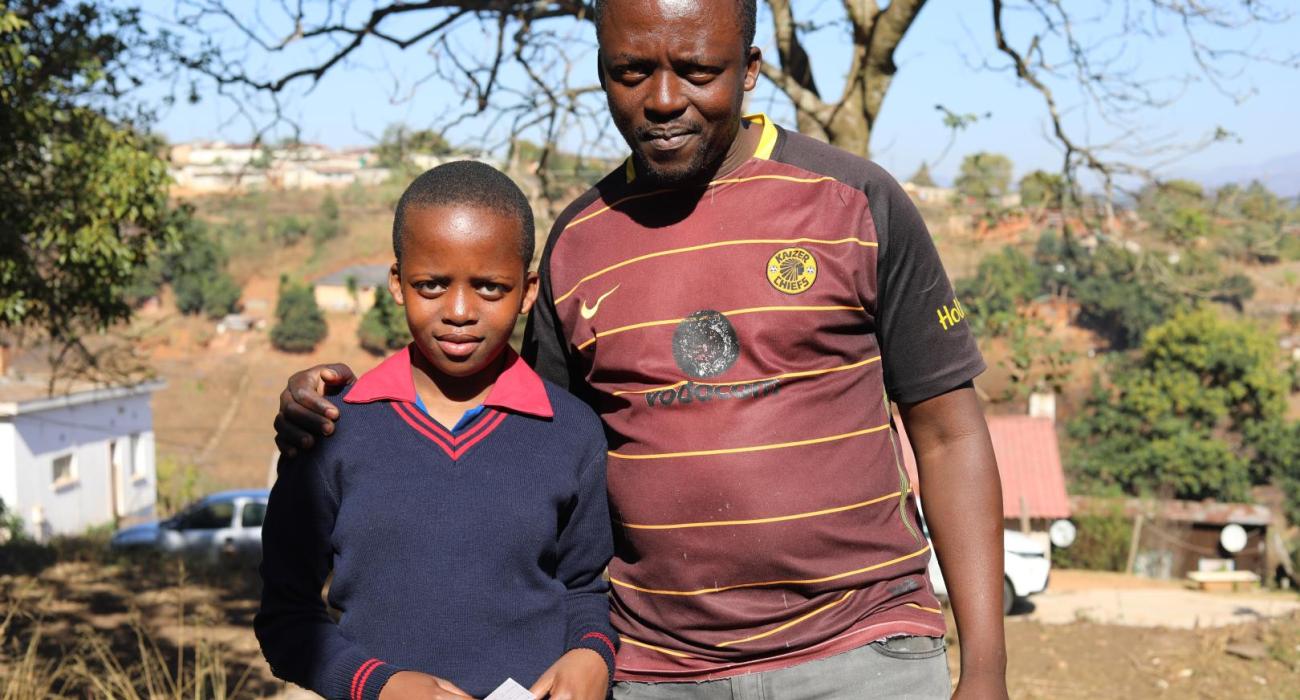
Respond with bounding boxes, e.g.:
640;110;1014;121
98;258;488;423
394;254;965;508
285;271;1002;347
926;529;1051;615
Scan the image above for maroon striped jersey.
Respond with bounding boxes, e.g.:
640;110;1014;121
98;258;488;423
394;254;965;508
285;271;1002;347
523;116;985;681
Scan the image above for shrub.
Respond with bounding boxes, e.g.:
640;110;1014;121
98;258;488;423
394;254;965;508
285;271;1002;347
1051;511;1133;572
270;277;327;352
358;287;410;355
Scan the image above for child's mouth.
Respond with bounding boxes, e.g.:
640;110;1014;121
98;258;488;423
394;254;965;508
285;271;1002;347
437;336;482;359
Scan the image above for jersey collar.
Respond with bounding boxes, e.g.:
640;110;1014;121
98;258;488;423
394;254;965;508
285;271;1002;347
344;344;553;419
624;112;778;184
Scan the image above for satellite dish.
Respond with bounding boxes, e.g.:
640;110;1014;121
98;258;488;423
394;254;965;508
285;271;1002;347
1219;523;1248;554
1049;519;1077;549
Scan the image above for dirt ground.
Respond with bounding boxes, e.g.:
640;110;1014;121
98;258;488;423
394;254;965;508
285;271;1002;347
3;561;1298;699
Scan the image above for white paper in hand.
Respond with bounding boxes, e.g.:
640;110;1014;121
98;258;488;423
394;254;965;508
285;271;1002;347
484;678;536;700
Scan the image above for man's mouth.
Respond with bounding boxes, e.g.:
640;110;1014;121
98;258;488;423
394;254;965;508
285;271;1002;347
640;127;699;152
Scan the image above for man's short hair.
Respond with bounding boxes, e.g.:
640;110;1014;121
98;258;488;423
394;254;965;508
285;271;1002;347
592;0;757;50
392;160;535;268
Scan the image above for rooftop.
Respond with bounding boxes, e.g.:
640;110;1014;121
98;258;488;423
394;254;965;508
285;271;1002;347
0;374;166;416
896;414;1071;520
313;263;392;288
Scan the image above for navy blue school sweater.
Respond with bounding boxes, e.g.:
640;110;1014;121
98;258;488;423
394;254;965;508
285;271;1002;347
255;346;618;700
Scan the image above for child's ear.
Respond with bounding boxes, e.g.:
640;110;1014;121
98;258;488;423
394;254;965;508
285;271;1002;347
388;263;404;305
519;270;540;316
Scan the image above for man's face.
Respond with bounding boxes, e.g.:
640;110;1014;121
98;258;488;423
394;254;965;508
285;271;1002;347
598;0;760;187
390;205;538;381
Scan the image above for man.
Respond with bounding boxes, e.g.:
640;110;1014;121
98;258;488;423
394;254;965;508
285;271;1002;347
275;1;1008;697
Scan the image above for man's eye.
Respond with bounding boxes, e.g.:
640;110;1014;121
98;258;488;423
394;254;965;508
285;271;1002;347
613;67;648;82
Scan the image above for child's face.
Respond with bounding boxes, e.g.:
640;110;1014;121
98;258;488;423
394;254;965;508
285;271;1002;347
390;204;538;381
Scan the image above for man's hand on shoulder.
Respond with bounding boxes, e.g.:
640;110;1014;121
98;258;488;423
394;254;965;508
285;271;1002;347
528;649;607;700
273;363;355;457
379;671;472;700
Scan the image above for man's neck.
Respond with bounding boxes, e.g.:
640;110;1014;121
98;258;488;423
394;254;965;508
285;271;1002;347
713;117;764;180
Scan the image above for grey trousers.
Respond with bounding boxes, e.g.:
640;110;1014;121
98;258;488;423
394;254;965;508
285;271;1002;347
613;637;951;700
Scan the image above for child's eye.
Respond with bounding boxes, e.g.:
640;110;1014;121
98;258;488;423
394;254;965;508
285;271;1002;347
413;280;447;294
478;282;507;298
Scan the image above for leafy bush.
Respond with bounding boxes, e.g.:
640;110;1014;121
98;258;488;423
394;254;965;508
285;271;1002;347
956;246;1042;336
358;287;410;355
168;217;241;318
1051;510;1133;572
270;276;327;352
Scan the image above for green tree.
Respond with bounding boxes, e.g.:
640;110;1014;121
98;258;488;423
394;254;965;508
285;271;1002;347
171;218;240;318
270;277;327;352
1019;170;1065;208
358;287;411;355
1;2;173;347
955;153;1013;208
956;246;1042;336
313;192;343;243
1138;179;1212;243
1069;308;1289;502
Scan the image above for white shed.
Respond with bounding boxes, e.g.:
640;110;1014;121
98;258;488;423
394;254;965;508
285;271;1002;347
0;379;164;540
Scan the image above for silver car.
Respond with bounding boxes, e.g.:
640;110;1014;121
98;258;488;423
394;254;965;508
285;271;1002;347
110;489;269;565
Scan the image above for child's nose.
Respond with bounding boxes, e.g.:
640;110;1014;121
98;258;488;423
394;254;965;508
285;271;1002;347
444;287;476;325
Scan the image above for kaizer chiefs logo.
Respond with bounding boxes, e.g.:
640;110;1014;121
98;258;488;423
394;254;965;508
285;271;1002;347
767;247;817;294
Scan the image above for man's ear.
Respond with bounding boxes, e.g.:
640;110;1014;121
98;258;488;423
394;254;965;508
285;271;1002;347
743;46;762;92
520;270;540;317
388;262;404;306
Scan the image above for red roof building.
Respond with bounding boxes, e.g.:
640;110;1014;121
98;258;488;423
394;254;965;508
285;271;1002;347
895;415;1071;520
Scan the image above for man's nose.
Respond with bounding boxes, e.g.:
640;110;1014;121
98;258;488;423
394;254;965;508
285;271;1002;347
645;70;687;120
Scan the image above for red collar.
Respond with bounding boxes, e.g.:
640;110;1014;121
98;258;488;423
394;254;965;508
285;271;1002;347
344;345;553;419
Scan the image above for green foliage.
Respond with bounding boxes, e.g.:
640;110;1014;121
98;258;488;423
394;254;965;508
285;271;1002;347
1069;308;1289;502
376;124;452;170
270;276;327;352
170;217;240;318
0;2;174;342
1068;245;1186;349
313;192;343;243
1050;510;1133;572
956;246;1042;336
1138;179;1212;243
955;152;1013;208
1002;317;1077;398
270;215;310;244
1019;170;1066;208
358;286;411;355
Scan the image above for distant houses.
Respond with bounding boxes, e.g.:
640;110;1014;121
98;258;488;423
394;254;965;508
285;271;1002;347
0;370;163;541
169;141;395;194
312;264;393;314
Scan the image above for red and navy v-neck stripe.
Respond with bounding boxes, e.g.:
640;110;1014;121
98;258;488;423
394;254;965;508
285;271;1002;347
390;401;509;461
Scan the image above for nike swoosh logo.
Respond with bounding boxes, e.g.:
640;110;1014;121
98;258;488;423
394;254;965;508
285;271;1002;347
580;284;621;320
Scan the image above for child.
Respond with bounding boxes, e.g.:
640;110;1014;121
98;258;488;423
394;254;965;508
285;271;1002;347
255;161;617;700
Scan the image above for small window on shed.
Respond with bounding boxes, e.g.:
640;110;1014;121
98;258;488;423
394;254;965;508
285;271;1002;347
52;454;76;486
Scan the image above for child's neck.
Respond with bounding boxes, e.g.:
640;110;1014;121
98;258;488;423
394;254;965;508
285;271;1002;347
409;349;505;430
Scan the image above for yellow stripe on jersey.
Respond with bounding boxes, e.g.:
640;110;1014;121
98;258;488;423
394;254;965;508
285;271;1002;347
904;602;944;615
612;356;882;396
561;172;845;233
609;423;889;461
577;304;864;351
749;112;779;160
610;544;932;596
620;636;697;658
716;590;855;648
555;237;876;305
619;489;906;531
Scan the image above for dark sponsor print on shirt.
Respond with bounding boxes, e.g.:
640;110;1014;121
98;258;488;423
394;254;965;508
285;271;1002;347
644;379;780;408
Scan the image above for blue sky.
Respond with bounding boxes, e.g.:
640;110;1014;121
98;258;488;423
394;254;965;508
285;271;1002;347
141;0;1300;189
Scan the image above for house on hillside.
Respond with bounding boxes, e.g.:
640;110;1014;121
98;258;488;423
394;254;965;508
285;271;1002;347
0;370;163;541
895;415;1071;549
313;264;392;313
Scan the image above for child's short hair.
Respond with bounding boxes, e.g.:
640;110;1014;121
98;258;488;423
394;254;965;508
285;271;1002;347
392;160;535;268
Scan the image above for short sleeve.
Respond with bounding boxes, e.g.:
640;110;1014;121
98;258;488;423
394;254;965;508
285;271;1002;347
868;168;985;404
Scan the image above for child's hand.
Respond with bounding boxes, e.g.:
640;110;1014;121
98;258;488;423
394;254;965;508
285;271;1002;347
528;649;608;700
379;671;473;700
